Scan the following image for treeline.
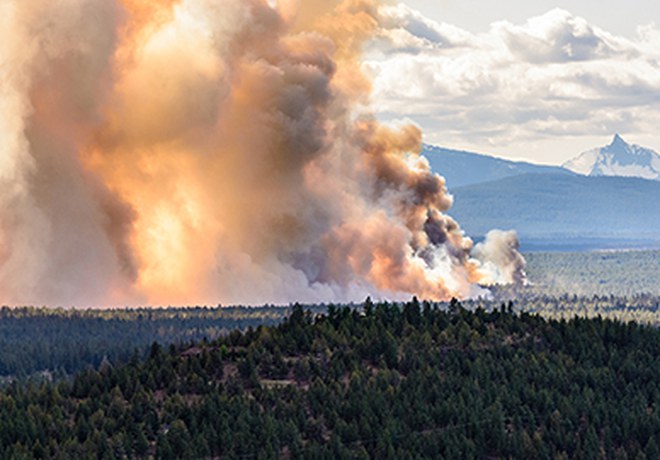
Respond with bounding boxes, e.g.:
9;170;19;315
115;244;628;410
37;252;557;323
0;299;658;459
485;291;660;326
2;294;659;382
0;305;318;379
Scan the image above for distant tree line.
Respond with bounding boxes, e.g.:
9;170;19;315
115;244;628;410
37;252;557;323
0;305;314;379
485;290;660;326
523;250;660;297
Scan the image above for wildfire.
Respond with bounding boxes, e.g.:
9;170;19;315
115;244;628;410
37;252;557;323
0;0;524;306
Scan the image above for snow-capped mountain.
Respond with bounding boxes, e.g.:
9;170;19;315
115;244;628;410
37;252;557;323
423;139;660;250
563;134;660;180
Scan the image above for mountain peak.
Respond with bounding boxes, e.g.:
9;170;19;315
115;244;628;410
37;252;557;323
610;133;626;146
563;136;660;181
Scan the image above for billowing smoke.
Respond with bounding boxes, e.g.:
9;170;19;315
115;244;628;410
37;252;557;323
473;230;527;286
0;0;525;307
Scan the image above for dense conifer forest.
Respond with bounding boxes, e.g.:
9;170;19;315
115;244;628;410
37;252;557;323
2;293;659;382
0;299;659;459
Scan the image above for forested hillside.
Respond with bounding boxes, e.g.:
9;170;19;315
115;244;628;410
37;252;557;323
0;300;658;459
2;292;659;384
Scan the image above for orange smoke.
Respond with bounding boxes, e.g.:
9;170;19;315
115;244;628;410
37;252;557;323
0;0;524;307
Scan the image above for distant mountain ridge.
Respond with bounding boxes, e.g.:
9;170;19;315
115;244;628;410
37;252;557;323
423;138;660;250
448;173;660;246
563;134;660;181
421;144;572;188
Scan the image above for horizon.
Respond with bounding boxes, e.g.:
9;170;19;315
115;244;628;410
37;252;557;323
423;132;658;166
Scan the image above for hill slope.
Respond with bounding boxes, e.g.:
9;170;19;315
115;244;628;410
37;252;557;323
0;303;658;459
449;173;660;242
422;144;572;187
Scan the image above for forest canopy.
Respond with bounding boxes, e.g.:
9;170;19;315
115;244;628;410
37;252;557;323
0;299;658;459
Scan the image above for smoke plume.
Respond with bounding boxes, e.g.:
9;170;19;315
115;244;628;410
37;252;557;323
0;0;525;306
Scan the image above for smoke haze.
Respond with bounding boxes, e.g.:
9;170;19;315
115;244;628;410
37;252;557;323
0;0;525;306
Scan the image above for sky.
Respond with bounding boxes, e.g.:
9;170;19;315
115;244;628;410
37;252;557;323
367;1;660;164
405;0;657;37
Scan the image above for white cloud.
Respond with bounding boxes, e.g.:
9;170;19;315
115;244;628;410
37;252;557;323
367;5;660;163
376;4;475;51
